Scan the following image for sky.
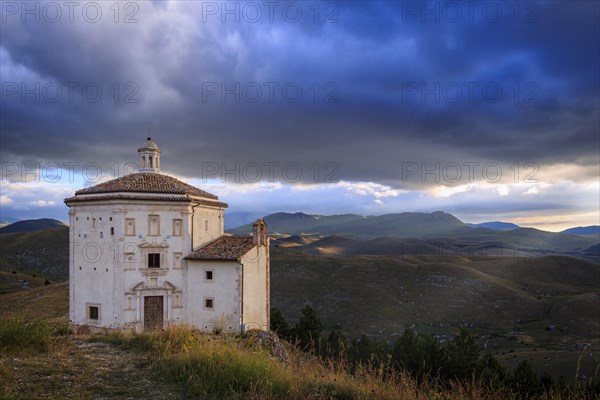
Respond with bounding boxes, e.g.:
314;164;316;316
1;0;598;231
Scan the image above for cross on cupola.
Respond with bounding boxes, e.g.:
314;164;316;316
138;137;161;173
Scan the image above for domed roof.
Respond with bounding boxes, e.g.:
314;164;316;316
74;172;218;199
65;137;227;208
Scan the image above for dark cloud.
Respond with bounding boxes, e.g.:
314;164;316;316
1;0;598;187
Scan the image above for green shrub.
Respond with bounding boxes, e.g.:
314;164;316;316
52;323;72;336
0;317;51;353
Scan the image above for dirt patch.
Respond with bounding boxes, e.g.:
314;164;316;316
0;337;185;399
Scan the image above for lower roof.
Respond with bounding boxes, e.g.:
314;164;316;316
185;235;256;261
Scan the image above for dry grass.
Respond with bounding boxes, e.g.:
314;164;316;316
0;321;596;399
91;326;557;400
0;281;68;326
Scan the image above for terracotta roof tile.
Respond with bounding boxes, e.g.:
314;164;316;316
185;235;256;261
64;193;228;208
75;172;218;199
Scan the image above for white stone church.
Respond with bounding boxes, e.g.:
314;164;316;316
64;138;269;332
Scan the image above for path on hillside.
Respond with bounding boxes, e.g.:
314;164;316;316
0;338;186;399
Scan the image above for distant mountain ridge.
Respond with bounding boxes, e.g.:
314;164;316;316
560;226;600;236
0;218;66;234
229;212;598;262
467;221;520;230
229;211;466;238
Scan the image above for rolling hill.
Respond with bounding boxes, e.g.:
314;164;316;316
0;218;66;233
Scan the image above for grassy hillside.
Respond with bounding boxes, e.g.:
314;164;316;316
270;249;600;382
270;250;600;339
0;226;69;280
0;281;68;324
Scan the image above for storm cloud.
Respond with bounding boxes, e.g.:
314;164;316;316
1;0;598;229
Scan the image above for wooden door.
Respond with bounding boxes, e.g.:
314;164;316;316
144;296;164;331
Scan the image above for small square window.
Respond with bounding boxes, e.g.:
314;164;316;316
148;253;161;268
89;306;99;320
205;270;214;281
110;227;114;235
204;298;214;309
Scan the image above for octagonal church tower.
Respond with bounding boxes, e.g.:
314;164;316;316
65;138;269;333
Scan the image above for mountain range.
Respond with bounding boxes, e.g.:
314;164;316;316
230;211;467;238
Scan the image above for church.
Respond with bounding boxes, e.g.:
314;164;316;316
64;138;269;333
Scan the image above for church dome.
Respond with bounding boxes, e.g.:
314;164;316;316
65;137;227;207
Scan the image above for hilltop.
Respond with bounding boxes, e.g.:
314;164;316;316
0;218;65;234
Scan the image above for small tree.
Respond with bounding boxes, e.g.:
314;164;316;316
350;334;379;365
477;352;506;385
293;305;323;353
512;360;542;399
270;308;291;340
392;329;447;381
325;329;348;361
446;329;480;381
